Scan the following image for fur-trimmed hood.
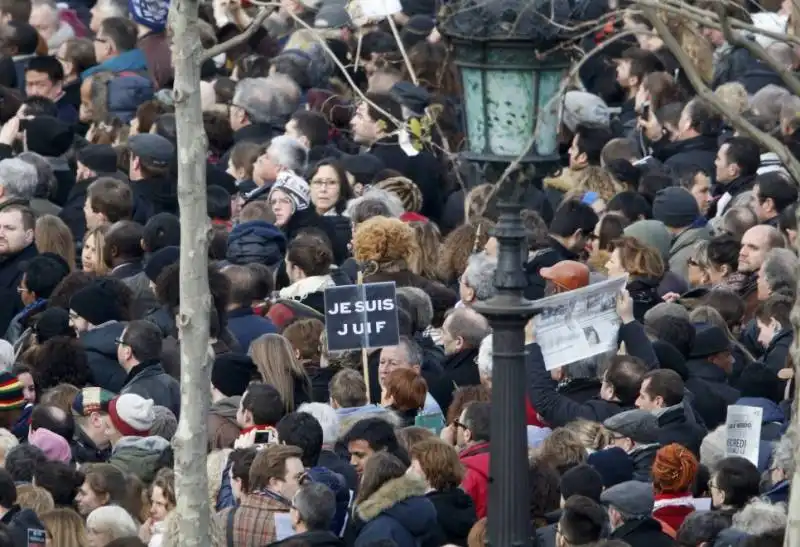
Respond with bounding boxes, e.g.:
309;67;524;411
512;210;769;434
356;475;430;522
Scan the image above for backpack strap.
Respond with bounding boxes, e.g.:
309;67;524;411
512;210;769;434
226;506;238;547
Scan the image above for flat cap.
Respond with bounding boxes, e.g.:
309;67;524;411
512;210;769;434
77;144;118;174
600;480;654;516
128;133;175;167
690;323;730;358
603;408;660;444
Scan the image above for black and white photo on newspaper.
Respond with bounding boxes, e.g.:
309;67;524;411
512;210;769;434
531;276;628;371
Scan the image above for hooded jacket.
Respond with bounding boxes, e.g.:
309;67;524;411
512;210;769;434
82;48;149;80
669;225;712;281
79;321;128;393
653;135;718;180
208;396;241;451
227;220;287;268
354;475;438;547
109;435;173;483
427;488;477;547
459;442;489;519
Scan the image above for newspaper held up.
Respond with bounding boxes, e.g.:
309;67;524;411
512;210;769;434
532;275;628;371
725;405;763;467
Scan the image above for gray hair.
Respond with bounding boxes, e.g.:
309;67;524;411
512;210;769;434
462;253;497;302
0;158;38;201
688;240;711;270
96;0;128;17
762;248;798;295
17;152;56;200
700;424;727;469
396;287;433;332
397;335;424;367
444;308;491;348
267;135;308;173
346;188;405;218
750;84;791;123
731;499;787;535
31;0;59;26
770;430;795;475
293;482;336;531
233;75;301;124
86;505;138;540
297;402;340;445
477;334;492;378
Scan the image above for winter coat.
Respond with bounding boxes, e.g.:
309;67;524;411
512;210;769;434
669;225;712;281
427;488;477;547
79;321;128;393
137;31;173;89
735;396;785;472
277;275;336;317
216;491;290;547
524;237;581;301
130;175;177;216
120;360;181;418
629;443;659;482
608;517;676;547
208;396;241;451
0;244;37;335
318;448;358;492
105;74;154;123
652;135;718;182
123;270;158;320
712;175;756;221
71;426;111;464
354;475;438;547
763;479;789;505
626;277;662;323
740;63;786;94
226;220;286;268
82;48;149;80
1;505;46;547
227;307;278;352
307;365;338;403
711;43;756;89
759;328;792;376
684;358;740;430
527;343;635;428
269;531;344;547
459;442;490;519
655;403;706;457
307;466;350;535
109;435;173;483
653;493;695;534
427;347;480;414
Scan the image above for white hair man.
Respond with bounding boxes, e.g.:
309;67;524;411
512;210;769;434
29;0;74;53
0;159;38;211
378;336;443;416
297;402;357;491
460;253;497;306
247;135;309;206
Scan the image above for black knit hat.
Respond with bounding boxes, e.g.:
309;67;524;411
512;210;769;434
145;246;179;283
212;354;256;397
77;144;118;174
33;308;74;343
69;279;124;326
652;187;700;228
24;116;73;157
690;323;731;358
560;464;604;502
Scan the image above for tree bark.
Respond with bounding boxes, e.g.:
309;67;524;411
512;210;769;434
168;0;212;543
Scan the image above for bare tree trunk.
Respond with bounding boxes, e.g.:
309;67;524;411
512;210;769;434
168;0;212;543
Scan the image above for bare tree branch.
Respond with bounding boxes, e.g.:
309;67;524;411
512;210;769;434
200;7;274;62
715;2;800;98
641;5;800;184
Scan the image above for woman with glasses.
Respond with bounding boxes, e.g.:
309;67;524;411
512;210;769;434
308;159;352;217
707;456;760;519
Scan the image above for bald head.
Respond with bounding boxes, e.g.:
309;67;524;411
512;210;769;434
442;307;491;355
739;225;785;273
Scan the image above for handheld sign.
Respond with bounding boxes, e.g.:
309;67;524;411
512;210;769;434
324;282;400;352
725;405;763;466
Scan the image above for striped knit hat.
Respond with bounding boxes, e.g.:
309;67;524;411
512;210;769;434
72;387;115;417
373;176;423;213
0;373;25;411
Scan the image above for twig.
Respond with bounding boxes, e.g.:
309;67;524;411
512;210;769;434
641;6;800;184
387;15;417;86
476;29;643;218
716;3;800;98
200;7;274;62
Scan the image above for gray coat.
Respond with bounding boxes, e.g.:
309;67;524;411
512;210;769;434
669;225;712;281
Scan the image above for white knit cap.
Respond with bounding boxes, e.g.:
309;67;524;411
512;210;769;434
269;171;311;213
109;393;156;436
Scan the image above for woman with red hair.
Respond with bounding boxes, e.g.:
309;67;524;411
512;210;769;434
652;443;699;531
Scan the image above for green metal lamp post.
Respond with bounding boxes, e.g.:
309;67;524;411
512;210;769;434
439;2;572;546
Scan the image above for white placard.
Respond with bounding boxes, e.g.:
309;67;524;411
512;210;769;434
358;0;402;19
690;497;712;511
725;405;763;466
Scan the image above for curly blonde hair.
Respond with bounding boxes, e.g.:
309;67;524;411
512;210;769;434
715;82;749;115
353;216;418;265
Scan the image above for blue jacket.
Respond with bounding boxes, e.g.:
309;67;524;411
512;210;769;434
226;307;277;352
81;49;149;80
307;466;350;536
354;475;437;547
106;75;155;123
226;220;286;268
763;479;789;505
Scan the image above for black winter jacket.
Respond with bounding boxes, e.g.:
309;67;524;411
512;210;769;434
120;360;181;418
79;321;128;393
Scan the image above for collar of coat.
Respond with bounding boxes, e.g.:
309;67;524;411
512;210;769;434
356;475;427;522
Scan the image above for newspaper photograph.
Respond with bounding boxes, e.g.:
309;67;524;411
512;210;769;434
532;276;628;371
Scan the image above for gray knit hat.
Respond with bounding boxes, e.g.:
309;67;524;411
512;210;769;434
600;480;654;516
603;409;660;444
653;187;700;228
624;220;671;263
150;406;177;441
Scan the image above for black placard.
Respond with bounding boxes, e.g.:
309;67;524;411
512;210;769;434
324;282;399;351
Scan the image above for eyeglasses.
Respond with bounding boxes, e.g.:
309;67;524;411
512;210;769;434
114;337;128;346
452;419;467;430
310;178;339;188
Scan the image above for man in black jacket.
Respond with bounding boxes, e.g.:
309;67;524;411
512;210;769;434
0;467;47;546
712;136;761;219
0;205;37;335
525;200;598;301
118;319;180;418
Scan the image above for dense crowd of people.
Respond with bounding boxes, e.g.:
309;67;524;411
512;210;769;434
0;0;795;546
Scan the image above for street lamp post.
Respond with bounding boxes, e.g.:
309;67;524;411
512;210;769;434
439;1;572;545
